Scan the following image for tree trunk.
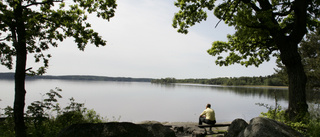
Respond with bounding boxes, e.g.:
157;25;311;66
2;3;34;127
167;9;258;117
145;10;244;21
270;0;308;122
286;57;308;121
13;2;27;137
280;42;308;121
14;50;27;137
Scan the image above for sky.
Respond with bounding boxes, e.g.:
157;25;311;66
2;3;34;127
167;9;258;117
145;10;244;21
0;0;278;79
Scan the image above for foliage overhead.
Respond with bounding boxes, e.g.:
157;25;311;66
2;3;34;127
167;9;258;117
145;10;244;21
173;0;320;67
0;0;117;74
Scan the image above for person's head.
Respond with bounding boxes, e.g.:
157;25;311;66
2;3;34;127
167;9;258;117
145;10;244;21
206;104;211;108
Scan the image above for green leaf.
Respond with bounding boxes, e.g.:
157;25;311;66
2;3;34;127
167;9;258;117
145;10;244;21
0;0;117;74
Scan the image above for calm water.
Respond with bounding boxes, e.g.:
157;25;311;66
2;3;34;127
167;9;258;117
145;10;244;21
1;79;289;123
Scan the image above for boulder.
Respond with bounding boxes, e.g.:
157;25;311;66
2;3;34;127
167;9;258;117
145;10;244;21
225;119;248;137
173;126;196;137
140;123;176;137
226;117;304;137
58;122;176;137
58;122;151;137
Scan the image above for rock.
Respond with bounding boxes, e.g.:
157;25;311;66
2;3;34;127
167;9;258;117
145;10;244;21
140;123;176;137
173;126;184;133
138;120;162;125
240;117;304;137
57;122;151;137
192;130;206;137
226;117;304;137
225;119;248;137
58;122;176;137
170;125;197;137
137;120;176;137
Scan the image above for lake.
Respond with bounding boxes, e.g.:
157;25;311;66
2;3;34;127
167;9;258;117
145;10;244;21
1;79;289;123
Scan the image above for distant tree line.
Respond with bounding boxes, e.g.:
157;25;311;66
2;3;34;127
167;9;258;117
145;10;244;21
151;75;285;86
0;73;152;82
1;72;286;86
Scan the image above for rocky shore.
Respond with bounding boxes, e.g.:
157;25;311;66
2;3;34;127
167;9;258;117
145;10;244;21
161;121;229;137
58;117;303;137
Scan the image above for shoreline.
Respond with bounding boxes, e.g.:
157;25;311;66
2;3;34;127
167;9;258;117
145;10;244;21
138;121;231;137
138;120;231;130
175;83;288;89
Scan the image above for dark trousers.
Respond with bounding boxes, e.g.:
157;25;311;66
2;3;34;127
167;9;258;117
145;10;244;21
199;117;216;125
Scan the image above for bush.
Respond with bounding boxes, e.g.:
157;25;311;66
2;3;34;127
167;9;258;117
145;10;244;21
0;106;15;137
258;101;320;136
308;119;320;137
0;87;105;137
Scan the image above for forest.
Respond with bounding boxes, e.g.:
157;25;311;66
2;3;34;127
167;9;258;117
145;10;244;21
0;72;152;82
151;74;285;86
0;72;284;86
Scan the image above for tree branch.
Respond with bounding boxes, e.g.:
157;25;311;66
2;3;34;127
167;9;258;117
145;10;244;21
281;23;294;33
215;19;223;28
249;2;261;12
215;0;239;28
290;0;308;44
257;0;272;10
273;6;293;16
24;0;63;8
240;0;261;12
244;24;268;30
0;35;10;41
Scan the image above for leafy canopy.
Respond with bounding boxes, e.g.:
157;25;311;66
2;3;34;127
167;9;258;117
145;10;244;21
0;0;117;74
173;0;320;67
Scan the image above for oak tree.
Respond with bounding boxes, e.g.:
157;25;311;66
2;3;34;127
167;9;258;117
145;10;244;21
173;0;320;121
275;28;320;91
0;0;116;136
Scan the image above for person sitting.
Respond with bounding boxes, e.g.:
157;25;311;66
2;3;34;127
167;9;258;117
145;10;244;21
199;103;216;132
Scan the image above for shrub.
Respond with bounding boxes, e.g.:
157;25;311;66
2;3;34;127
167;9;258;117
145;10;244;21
0;106;15;137
0;87;105;137
258;100;320;136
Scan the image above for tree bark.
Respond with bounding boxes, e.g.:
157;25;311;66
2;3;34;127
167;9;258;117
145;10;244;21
14;51;27;137
279;41;308;121
13;2;27;137
269;0;309;122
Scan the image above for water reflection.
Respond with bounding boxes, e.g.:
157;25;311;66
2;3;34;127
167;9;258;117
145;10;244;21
1;80;319;123
158;83;319;103
171;83;289;101
216;86;288;101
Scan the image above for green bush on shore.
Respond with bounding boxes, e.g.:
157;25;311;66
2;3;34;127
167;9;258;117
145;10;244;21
259;102;320;137
0;88;105;137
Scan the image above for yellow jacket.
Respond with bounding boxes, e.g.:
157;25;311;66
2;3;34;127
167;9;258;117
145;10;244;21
200;108;216;121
